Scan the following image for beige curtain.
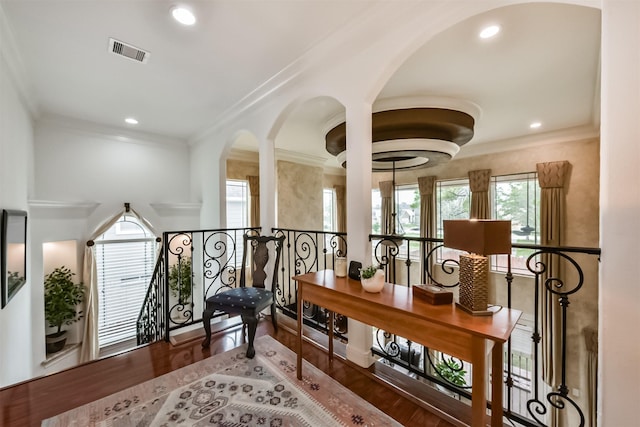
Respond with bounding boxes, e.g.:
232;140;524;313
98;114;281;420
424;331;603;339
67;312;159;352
584;327;598;427
247;175;260;228
379;180;395;278
334;185;346;256
418;176;436;238
379;181;394;234
469;169;491;219
536;160;569;392
80;206;158;363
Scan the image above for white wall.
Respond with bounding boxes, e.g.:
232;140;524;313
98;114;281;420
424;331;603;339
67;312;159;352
599;1;640;425
22;118;199;383
0;53;35;386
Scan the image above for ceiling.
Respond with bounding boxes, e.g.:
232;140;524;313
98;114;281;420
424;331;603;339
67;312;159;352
1;1;601;167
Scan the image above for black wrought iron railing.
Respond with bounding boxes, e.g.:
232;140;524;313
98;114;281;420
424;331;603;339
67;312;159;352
272;228;348;338
136;227;260;345
136;249;166;345
136;227;599;427
368;234;601;427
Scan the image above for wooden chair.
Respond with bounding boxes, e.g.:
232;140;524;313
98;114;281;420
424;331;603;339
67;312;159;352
201;233;285;358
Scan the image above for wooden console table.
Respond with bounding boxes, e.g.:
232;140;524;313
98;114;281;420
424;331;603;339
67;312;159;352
294;270;522;427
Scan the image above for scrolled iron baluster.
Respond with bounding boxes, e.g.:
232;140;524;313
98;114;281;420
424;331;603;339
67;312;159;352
202;231;237;297
168;302;192;326
423;243;460;288
524;249;586;426
329;233;347;258
334;313;347;334
376;330;401;359
293;232;319;275
526;392;585;427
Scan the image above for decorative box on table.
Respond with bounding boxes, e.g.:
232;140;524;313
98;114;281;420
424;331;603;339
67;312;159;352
412;284;453;305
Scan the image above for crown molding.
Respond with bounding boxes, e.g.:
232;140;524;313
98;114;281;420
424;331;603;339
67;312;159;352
189;2;406;146
276;148;329;168
227;148;259;163
457;124;600;159
0;3;39;117
28;200;100;219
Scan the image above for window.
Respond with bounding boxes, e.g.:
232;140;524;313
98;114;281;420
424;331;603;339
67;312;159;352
371;185;421;259
96;215;157;348
396;184;420;236
436;179;470;262
226;180;249;229
323;188;338;253
396;184;420;259
371;189;381;234
491;173;540;275
226;180;249;266
323;188;336;232
436;178;470;237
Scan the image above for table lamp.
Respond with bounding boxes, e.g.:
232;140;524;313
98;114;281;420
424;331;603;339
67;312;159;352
443;219;511;316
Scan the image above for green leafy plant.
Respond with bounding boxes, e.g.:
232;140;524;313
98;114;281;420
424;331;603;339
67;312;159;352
44;266;85;334
169;257;192;303
360;264;380;279
436;359;467;387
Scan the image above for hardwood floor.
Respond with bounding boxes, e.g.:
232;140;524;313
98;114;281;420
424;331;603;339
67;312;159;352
0;318;457;426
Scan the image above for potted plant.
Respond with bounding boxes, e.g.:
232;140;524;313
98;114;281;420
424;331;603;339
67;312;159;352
44;266;85;354
436;359;467;387
360;264;385;293
168;257;192;304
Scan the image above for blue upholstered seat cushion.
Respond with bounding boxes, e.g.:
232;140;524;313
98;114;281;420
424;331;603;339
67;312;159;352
206;287;272;310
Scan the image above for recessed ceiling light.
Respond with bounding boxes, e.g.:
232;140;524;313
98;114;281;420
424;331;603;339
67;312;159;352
172;7;196;26
479;25;500;39
530;121;542;129
125;117;138;125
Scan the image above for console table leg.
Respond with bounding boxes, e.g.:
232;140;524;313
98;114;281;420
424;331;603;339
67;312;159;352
471;337;487;427
491;342;504;427
297;289;303;380
328;310;334;363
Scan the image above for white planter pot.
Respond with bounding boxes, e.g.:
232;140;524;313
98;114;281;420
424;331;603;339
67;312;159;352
361;270;385;293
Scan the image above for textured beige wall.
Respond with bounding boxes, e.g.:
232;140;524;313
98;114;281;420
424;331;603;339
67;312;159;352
375;137;600;247
226;159;259;180
226;158;341;231
323;173;346;189
277;160;324;230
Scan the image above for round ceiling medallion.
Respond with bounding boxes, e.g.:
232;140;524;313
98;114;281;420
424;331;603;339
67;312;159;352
325;107;475;170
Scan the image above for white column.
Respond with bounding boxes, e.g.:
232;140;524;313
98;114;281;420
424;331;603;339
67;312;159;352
192;138;226;229
259;137;277;233
599;1;640;426
344;101;375;368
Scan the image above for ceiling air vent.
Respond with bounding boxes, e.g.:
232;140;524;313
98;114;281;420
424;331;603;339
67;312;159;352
108;38;150;64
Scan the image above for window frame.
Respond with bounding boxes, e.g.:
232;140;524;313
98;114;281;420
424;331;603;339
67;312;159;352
435;178;471;264
95;215;157;349
225;179;250;267
490;172;540;276
323;188;336;232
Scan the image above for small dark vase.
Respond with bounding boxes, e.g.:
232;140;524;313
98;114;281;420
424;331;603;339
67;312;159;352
46;331;67;354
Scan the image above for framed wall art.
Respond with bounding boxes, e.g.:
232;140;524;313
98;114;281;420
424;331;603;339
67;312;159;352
1;209;27;308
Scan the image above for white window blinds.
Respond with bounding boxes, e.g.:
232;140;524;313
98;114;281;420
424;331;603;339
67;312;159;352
226;180;249;266
95;216;156;348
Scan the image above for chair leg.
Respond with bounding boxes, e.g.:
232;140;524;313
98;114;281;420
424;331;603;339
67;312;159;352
271;302;278;332
242;314;259;359
201;309;213;348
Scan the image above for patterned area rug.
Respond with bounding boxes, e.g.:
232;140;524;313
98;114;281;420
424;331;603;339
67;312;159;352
42;335;401;426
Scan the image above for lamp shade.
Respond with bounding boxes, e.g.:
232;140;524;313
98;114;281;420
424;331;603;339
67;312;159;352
443;220;512;255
